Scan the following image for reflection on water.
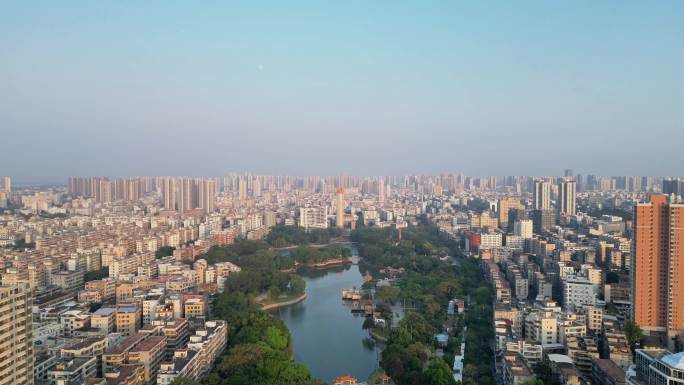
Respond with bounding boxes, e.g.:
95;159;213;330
270;249;380;384
297;264;349;278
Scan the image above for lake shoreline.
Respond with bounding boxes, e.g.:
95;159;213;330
279;257;352;272
261;293;308;311
268;257;352;309
272;243;380;383
305;257;352;268
368;328;388;343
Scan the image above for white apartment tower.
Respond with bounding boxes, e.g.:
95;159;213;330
162;178;177;210
299;206;329;229
563;275;597;311
2;176;10;193
514;219;534;239
559;179;576;216
533;180;551;210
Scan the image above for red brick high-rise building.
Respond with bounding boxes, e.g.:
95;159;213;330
633;194;684;346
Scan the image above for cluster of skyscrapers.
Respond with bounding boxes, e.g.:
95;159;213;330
68;176;218;214
158;177;217;214
2;171;684;385
67;177;152;203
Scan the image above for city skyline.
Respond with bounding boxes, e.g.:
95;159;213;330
2;2;684;384
5;171;684;187
2;2;683;181
2;167;684;384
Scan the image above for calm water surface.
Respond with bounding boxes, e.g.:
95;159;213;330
270;246;380;384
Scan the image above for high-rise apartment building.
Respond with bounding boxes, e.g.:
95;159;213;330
633;194;684;345
533;180;551;210
161;178;177;210
238;177;247;201
68;176;146;202
253;177;261;197
513;219;533;239
559;179;576;216
2;176;10;193
177;177;194;213
507;208;529;233
0;284;33;385
299;207;329;229
663;178;684;198
531;209;555;234
498;197;524;229
198;179;216;214
336;188;345;229
100;180;113;203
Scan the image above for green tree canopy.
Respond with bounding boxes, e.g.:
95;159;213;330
423;359;457;385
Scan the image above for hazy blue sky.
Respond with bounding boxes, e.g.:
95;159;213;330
1;1;682;183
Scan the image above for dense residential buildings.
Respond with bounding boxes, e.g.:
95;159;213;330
157;320;227;385
0;172;683;384
2;1;680;384
439;173;684;385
